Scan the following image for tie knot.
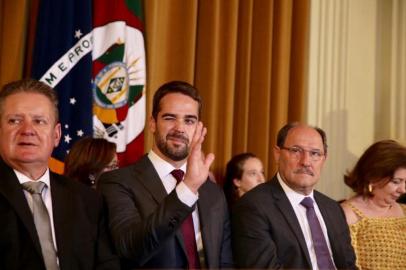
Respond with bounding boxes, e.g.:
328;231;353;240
300;197;314;209
171;169;184;183
22;181;46;195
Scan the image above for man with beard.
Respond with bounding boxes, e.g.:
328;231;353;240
98;81;233;269
232;123;357;269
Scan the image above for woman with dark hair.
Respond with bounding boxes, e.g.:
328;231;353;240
64;137;118;188
223;152;265;207
341;140;406;269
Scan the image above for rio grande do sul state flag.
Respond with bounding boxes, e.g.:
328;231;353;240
31;0;146;173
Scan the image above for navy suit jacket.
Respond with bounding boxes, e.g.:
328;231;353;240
232;175;357;269
98;155;233;269
0;159;119;270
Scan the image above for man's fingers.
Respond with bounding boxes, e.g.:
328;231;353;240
204;153;215;168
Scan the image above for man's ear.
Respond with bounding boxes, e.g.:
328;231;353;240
53;123;62;147
273;145;281;164
149;116;156;133
233;178;241;188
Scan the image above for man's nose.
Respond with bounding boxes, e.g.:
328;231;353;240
173;119;186;131
299;151;312;165
20;121;35;135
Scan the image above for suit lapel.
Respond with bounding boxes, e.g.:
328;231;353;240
314;192;341;263
0;159;43;256
135;156;188;257
135;156;168;204
270;177;312;266
51;174;74;269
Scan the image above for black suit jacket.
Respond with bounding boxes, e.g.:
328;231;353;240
0;159;119;270
98;155;233;269
232;175;357;269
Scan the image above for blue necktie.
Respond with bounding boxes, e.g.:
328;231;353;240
300;197;335;270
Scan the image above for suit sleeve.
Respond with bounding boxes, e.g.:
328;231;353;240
232;198;282;269
94;195;121;270
98;170;193;265
219;190;233;268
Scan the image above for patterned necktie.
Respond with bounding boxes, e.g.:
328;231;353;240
22;181;59;270
171;169;201;269
300;197;335;270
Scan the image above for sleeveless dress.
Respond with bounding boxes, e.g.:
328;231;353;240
346;203;406;270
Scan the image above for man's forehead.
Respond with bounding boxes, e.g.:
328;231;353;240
285;126;323;146
158;94;199;115
2;93;56;121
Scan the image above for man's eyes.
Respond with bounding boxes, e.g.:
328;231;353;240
310;151;323;157
162;116;196;124
162;116;176;121
34;119;48;125
7;118;48;125
290;147;322;157
8;118;22;124
290;147;302;153
185;118;197;125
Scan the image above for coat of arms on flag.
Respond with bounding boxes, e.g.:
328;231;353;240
31;0;146;173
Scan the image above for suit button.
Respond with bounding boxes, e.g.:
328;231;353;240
169;218;178;229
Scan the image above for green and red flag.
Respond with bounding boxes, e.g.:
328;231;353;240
92;0;146;167
31;0;146;173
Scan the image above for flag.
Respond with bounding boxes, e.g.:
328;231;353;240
92;0;146;167
31;0;146;173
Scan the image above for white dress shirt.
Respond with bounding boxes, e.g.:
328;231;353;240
15;169;59;256
277;173;336;270
148;150;204;257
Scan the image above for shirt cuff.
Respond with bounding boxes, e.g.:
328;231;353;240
176;181;199;207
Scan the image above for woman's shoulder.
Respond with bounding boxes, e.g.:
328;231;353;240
341;197;364;225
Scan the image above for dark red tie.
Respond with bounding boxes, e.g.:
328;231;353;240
171;169;201;269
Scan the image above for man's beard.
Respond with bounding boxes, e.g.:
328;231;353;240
155;130;189;161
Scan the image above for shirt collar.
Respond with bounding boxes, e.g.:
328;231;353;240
277;172;314;206
14;168;51;187
148;150;187;179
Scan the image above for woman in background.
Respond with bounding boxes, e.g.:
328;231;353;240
223;152;265;208
341;140;406;269
64;137;118;188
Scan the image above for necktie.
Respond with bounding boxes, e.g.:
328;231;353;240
22;181;59;270
171;169;201;269
300;197;335;270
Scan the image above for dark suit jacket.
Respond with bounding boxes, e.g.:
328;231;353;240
232;175;357;269
0;159;119;270
98;155;233;269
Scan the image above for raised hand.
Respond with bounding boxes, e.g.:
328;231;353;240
183;121;215;194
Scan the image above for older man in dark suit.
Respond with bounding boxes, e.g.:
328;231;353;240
232;122;357;269
0;79;119;270
99;81;233;269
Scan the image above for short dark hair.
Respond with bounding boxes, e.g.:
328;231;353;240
64;137;117;187
0;78;59;123
223;152;257;206
152;81;202;120
344;140;406;196
276;122;328;154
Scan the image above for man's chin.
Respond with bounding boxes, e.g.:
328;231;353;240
165;147;188;161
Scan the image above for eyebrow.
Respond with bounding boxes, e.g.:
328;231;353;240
161;113;198;120
291;145;323;152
